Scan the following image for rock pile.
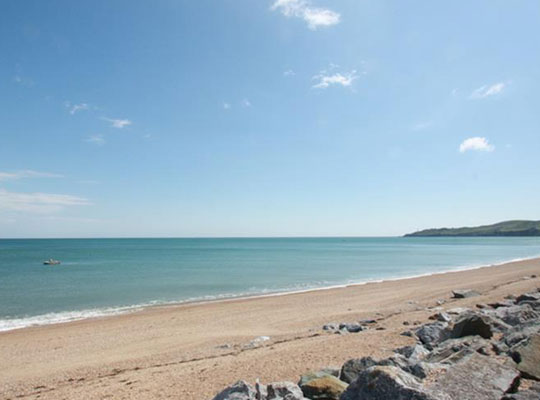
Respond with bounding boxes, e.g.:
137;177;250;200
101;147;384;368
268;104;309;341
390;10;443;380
212;288;540;400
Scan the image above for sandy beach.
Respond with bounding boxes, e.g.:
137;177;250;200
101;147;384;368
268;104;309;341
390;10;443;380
1;258;539;400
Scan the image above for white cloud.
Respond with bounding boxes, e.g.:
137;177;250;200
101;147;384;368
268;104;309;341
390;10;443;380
271;0;340;30
470;82;505;99
242;98;252;107
312;70;357;89
85;134;106;146
0;189;91;214
0;170;63;181
284;69;295;77
223;102;231;110
66;102;90;114
411;121;432;131
13;75;34;87
102;117;132;129
459;137;495;153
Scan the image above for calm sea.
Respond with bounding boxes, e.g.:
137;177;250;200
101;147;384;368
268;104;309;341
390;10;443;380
1;237;539;332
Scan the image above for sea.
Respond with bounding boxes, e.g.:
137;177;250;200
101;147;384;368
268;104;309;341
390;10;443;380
1;237;540;332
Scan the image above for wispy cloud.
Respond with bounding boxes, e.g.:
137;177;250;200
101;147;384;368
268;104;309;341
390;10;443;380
13;75;34;87
284;69;296;77
65;102;90;114
85;134;106;146
459;137;495;153
0;189;91;214
0;170;63;181
312;70;357;89
271;0;340;30
470;82;505;99
242;98;252;108
411;121;432;131
223;102;231;110
102;117;132;129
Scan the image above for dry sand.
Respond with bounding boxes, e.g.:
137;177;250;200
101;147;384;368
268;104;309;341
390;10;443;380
1;258;539;400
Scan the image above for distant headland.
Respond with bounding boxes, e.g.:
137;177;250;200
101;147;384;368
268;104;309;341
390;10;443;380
405;220;540;237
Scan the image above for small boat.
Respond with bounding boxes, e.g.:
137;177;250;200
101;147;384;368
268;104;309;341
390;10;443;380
43;259;61;265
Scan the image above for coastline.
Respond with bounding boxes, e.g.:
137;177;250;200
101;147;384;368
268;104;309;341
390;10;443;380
3;254;540;333
1;257;539;399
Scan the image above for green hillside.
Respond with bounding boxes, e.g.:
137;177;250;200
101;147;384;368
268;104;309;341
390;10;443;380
405;220;540;237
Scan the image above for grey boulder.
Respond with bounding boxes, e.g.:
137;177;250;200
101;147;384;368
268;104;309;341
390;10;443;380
428;353;519;400
340;357;379;384
452;289;480;299
340;366;449;400
513;333;540;380
213;381;256;400
395;344;430;363
494;304;540;326
502;383;540;400
415;322;450;349
450;312;493;339
516;291;540;303
339;323;364;333
298;372;347;400
266;382;306;400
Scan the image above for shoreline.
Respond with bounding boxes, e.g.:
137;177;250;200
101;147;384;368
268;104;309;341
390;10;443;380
2;254;540;333
1;256;539;399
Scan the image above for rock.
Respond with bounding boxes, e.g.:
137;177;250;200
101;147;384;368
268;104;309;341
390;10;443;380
298;373;348;400
319;367;340;378
323;323;339;331
408;362;446;380
502;324;540;349
340;366;448;400
488;299;516;308
517;292;540;303
452;289;480;299
359;319;377;325
509;383;540;399
450;312;493;339
513;333;540;380
428;353;520;400
425;336;491;364
378;354;434;379
401;330;414;337
395;344;430;363
340;357;379;384
266;382;305;400
502;387;540;400
429;312;451;323
339;323;363;333
519;300;540;311
494;304;540;326
447;307;471;315
246;336;270;348
403;321;411;326
256;380;267;400
415;322;450;349
213;381;256;400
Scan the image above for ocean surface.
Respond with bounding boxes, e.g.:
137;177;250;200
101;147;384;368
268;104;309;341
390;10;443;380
1;237;540;332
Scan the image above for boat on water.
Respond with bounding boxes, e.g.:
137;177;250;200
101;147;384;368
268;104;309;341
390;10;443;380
43;259;61;265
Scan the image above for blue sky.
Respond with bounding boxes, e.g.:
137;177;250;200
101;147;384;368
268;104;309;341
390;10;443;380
1;0;539;238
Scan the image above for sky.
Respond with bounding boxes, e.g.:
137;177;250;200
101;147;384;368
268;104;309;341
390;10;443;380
1;0;539;238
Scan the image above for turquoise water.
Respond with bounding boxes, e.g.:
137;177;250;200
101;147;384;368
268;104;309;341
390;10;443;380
1;237;540;331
